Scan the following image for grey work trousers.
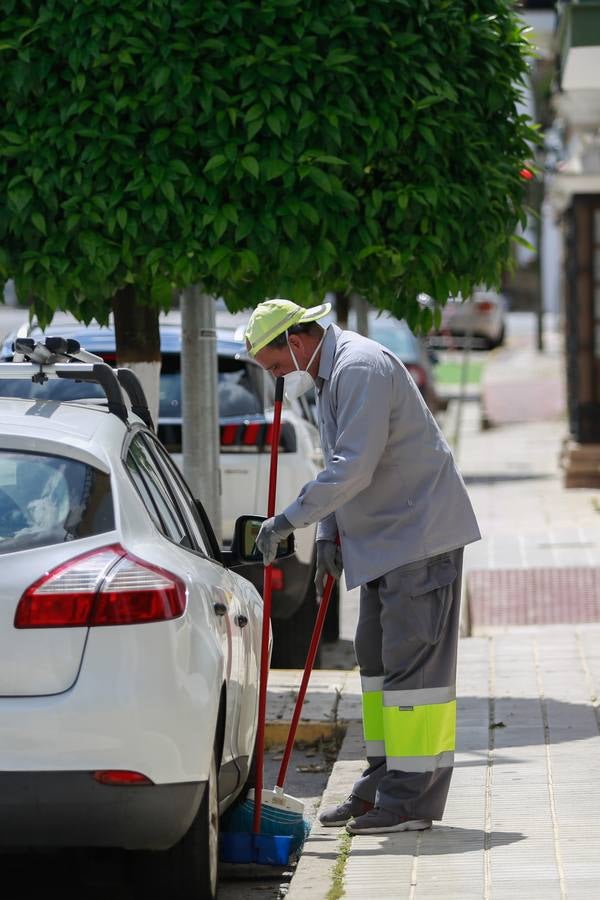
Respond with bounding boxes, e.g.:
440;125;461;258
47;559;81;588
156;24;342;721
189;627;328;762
351;548;464;821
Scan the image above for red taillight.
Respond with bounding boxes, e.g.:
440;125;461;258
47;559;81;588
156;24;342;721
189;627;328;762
219;420;296;452
405;363;426;389
221;423;238;446
15;545;186;628
243;422;262;445
476;300;494;313
94;770;153;785
271;566;285;591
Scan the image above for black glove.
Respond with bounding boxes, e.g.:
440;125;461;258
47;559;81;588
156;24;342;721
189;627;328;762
314;539;343;598
256;513;294;566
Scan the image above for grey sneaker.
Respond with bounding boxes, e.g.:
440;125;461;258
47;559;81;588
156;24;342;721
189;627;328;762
319;794;374;827
346;807;432;835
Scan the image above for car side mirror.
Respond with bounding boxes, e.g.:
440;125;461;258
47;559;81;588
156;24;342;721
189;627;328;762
229;515;295;564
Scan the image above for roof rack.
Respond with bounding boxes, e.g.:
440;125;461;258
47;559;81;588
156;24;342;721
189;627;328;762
1;338;155;431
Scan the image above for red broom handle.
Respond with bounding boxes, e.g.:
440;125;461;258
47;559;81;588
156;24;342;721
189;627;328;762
252;376;284;836
276;537;340;790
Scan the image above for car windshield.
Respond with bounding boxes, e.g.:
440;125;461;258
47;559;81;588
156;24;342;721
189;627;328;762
0;450;115;554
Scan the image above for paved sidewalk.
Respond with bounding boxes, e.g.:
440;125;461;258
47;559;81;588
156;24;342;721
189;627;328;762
277;624;600;900
266;315;600;899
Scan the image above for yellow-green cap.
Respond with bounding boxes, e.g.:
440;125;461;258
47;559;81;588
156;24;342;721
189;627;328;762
244;298;332;356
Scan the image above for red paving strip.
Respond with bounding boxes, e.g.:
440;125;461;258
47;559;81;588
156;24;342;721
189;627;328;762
467;567;600;629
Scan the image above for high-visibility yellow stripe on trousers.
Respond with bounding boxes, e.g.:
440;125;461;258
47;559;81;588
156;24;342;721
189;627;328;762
361;675;385;756
383;686;456;772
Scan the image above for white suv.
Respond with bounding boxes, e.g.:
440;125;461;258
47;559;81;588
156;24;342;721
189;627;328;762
0;317;328;668
0;338;288;899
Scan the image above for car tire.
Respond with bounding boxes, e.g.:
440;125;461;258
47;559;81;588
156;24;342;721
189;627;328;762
130;747;220;900
271;580;321;669
494;324;506;348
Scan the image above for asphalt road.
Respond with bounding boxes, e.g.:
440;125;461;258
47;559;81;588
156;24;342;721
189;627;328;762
0;738;338;900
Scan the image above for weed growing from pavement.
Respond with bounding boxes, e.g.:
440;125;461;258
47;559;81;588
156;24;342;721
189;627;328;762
327;831;352;900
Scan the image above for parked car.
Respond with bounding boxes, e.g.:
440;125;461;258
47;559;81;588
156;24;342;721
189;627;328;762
0;339;293;898
365;311;447;415
0;316;328;667
428;288;507;350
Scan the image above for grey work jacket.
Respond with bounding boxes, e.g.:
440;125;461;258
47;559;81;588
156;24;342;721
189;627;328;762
283;324;481;590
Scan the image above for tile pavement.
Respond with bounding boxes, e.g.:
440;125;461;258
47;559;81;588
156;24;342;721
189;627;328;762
268;317;600;899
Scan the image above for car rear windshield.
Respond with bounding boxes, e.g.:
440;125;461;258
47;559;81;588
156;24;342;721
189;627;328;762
0;450;114;554
160;353;263;419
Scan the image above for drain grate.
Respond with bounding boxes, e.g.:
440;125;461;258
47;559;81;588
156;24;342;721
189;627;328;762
467;567;600;631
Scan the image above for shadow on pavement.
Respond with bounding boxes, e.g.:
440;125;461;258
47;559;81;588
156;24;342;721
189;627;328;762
350;826;525;856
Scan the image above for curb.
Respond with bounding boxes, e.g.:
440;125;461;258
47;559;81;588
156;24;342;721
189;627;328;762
264;721;343;750
286;720;365;900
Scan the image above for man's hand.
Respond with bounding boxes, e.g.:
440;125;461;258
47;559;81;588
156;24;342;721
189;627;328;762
256;514;294;566
314;539;343;598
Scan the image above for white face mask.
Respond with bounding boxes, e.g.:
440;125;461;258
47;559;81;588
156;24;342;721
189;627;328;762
283;334;324;402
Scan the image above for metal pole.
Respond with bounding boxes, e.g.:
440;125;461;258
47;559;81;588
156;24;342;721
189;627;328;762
451;324;474;463
181;285;222;543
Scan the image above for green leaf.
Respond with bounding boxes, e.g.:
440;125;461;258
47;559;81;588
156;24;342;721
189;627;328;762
244;103;263;123
203;154;227;173
266;113;282;137
307;167;332;194
247;118;264;140
31;212;46;235
171;160;192;176
314;155;347;166
264;158;289;181
298;111;316;131
0;130;25;144
160;181;175;204
153;66;170;91
241;157;259;179
117;208;128;229
213;213;228;239
223;204;238;225
240;249;260;275
300;202;319;225
418;125;436;148
208;246;230;269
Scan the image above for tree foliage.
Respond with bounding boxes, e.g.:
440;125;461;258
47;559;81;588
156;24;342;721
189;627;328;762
0;0;537;329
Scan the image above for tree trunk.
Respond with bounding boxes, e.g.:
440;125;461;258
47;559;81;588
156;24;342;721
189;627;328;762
335;292;350;329
352;293;370;336
181;286;221;543
112;286;161;427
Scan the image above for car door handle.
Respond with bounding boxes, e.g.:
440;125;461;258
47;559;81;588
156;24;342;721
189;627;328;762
213;602;227;617
235;614;248;628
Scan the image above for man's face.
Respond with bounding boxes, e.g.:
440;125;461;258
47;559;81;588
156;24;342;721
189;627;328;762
252;333;307;378
253;342;295;378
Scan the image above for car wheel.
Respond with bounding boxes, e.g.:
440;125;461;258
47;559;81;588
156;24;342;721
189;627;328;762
130;748;220;900
271;580;321;669
494;324;506;347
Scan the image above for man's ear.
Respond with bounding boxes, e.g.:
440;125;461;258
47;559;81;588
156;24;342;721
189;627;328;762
287;332;303;353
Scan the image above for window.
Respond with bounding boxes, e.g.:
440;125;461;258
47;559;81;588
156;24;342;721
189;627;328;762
125;437;192;548
0;379;104;402
140;435;215;559
159;353;264;420
0;450;114;554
